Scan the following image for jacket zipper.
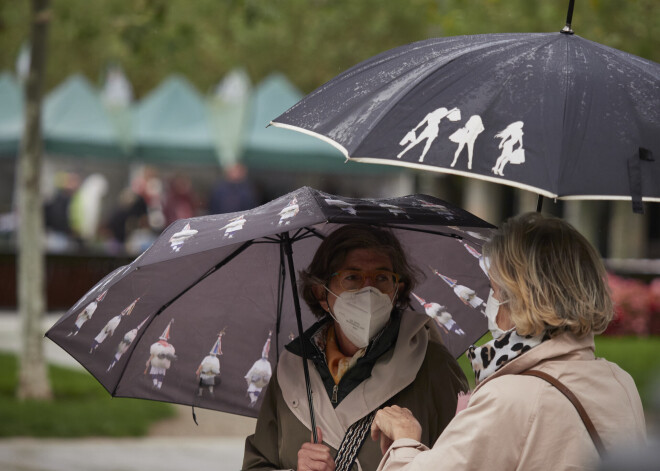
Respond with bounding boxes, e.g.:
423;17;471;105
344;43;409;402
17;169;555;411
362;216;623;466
332;384;338;404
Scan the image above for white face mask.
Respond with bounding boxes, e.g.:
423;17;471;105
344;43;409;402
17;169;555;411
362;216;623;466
484;289;509;339
325;286;394;349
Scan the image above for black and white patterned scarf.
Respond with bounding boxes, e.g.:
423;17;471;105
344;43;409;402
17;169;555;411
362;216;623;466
468;329;550;384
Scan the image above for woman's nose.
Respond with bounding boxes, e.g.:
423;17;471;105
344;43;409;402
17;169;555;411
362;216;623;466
362;275;376;288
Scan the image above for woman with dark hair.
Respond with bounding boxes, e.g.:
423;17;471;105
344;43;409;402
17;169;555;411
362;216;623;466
243;224;468;471
371;213;647;471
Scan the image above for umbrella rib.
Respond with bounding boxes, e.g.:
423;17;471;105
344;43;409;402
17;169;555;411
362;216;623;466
275;243;286;361
381;224;464;240
255;237;281;243
302;226;327;240
160;240;255;313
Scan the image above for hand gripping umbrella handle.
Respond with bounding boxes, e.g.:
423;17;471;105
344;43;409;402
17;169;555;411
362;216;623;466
283;233;319;444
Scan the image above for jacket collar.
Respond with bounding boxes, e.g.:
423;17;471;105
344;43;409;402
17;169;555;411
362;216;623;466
285;311;401;360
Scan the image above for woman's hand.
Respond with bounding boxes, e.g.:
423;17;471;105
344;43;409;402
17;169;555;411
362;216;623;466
371;405;422;455
297;427;335;471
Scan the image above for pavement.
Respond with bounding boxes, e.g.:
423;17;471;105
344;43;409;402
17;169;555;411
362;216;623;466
0;311;257;471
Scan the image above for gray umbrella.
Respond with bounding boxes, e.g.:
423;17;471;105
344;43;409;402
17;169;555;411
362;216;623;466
272;5;660;212
46;187;494;434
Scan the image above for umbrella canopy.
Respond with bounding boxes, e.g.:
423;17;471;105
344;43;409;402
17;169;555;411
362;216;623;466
43;74;128;159
133;75;218;165
0;71;23;157
46;186;494;418
243;73;396;174
272;33;660;206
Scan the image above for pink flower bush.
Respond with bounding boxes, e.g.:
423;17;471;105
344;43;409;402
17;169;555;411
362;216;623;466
604;273;660;336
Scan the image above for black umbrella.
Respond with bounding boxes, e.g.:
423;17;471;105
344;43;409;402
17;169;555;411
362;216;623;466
272;5;660;212
46;187;494;435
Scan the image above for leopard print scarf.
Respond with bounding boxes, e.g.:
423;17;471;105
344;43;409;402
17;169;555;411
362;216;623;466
468;329;550;385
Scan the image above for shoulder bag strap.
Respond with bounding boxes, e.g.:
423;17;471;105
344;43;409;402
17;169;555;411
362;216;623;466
521;370;606;457
334;410;376;471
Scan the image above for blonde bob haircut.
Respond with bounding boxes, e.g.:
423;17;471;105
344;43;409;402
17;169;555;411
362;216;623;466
484;212;613;338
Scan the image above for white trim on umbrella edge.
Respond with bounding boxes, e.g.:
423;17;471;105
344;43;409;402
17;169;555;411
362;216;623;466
269;121;350;159
270;122;660;203
351;158;660;202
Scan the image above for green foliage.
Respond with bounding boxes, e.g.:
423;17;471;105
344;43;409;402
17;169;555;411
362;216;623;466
0;353;175;437
0;0;658;96
457;334;660;409
594;336;660;407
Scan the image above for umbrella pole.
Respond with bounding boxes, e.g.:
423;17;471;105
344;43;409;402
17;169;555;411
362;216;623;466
561;0;575;34
283;233;319;444
536;195;544;212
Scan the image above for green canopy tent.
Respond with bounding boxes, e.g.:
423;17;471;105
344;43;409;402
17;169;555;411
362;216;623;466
43;74;128;159
0;72;23;157
241;73;395;174
133;75;219;166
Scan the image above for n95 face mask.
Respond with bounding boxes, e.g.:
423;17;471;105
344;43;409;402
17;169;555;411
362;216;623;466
327;286;393;349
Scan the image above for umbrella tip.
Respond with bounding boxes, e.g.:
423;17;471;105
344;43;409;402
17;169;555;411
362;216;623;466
560;0;575;35
560;24;574;35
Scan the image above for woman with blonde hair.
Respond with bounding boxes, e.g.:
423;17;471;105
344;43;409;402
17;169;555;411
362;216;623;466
371;212;647;470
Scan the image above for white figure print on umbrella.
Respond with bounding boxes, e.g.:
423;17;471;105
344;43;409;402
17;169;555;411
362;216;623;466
244;330;273;407
430;267;485;310
278;197;300;225
323;198;357;215
492;121;525;176
169;222;198;252
416;199;455;220
221;215;247;238
412;293;465;336
449;115;485;170
196;329;225;397
378;203;410;218
68;290;107;336
459;240;490;277
144;319;177;390
107;317;149;371
449;226;491;242
89;297;139;354
397;107;461;162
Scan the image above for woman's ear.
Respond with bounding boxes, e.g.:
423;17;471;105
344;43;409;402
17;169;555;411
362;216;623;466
312;285;329;312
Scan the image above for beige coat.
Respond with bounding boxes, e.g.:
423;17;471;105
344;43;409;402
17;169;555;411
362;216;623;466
378;332;647;471
242;311;468;471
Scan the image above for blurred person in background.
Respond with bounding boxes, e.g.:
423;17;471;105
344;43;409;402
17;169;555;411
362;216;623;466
44;171;80;252
208;163;258;215
163;173;199;227
103;186;148;254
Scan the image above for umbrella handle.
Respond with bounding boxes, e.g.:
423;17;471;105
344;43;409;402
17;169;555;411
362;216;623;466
283;233;318;444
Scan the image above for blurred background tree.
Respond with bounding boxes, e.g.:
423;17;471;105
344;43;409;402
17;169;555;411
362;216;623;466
1;0;658;97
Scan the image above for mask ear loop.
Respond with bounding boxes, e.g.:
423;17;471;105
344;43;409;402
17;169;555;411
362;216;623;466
322;285;340;322
391;283;400;310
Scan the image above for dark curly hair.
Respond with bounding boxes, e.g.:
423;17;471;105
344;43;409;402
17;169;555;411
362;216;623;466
299;224;420;318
